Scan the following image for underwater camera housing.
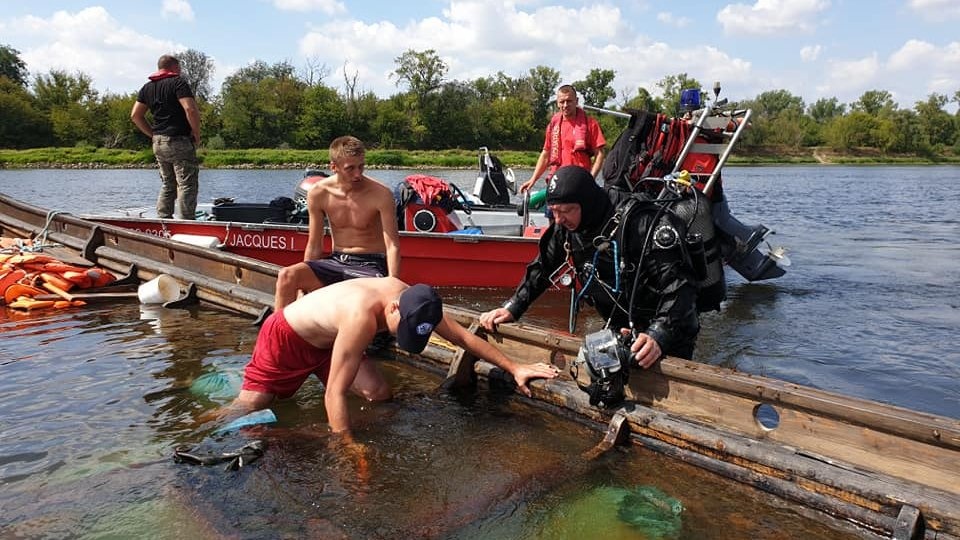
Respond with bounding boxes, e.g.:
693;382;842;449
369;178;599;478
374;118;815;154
577;329;634;408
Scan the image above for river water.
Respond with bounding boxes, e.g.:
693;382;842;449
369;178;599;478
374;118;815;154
1;165;958;538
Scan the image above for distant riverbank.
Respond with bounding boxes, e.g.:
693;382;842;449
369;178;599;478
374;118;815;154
1;146;957;169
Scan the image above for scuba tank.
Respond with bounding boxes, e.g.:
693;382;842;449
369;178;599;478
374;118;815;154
666;175;726;312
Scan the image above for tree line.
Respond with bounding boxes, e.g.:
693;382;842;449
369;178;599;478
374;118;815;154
2;44;959;156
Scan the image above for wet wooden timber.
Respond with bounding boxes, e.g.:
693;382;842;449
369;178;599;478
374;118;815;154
2;192;958;539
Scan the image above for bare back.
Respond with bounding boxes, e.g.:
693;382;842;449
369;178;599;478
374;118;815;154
281;277;407;349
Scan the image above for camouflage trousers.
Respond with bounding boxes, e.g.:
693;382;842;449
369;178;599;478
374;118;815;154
152;135;199;219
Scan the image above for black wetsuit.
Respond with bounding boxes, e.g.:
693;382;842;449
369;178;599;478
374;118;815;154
502;187;702;359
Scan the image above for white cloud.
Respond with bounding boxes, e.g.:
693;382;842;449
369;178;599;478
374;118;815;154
162;0;194;22
273;0;346;15
821;54;880;98
887;39;937;71
800;44;822;62
908;0;960;19
886;39;960;104
717;0;831;36
24;1;957;112
5;7;184;94
656;11;692;28
814;39;960;106
295;1;756;103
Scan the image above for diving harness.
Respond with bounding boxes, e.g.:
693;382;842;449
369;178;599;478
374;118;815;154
568;174;710;408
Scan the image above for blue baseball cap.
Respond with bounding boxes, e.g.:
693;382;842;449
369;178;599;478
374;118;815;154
396;284;443;353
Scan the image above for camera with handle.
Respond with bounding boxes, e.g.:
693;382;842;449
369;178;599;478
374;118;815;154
574;328;634;408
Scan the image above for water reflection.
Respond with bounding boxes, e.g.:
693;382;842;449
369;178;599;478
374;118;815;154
1;302;859;538
2;165;959;537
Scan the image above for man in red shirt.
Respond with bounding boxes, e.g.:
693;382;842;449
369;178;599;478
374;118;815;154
519;85;606;193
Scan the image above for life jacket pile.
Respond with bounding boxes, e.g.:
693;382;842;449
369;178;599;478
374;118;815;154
0;240;116;311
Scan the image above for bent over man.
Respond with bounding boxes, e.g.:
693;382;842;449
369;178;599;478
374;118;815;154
234;277;559;433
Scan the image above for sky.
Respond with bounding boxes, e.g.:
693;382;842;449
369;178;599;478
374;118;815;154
2;0;959;112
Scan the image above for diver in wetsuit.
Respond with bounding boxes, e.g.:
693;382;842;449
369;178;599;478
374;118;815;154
480;166;716;366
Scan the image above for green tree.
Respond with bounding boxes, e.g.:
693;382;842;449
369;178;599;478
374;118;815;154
763;112;810;147
178;48;215;102
0;77;52;148
490;96;535;148
99;92;142;149
807;97;846;123
219;60;306;147
391;49;447;110
885;109;922;153
655;73;702;114
295;84;347;149
0;44;29;87
32;69;98;110
527;65;561;127
421;82;476;148
198;98;222;146
751;89;804;118
740;89;805;148
824;110;899;150
32;69;100;145
850;90;897;116
622;86;657;113
914;93;956;150
490;71;528;98
344;90;379;146
371;95;412;148
470;76;500;102
572;68;616;108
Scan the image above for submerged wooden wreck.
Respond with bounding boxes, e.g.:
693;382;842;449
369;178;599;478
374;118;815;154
2;192;957;539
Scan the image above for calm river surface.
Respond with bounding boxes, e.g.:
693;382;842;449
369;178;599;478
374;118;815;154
1;165;958;538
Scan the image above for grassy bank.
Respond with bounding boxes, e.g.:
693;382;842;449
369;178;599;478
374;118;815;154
0;146;957;169
0;147;538;169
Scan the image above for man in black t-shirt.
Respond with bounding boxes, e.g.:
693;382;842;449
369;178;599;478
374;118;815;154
131;54;201;219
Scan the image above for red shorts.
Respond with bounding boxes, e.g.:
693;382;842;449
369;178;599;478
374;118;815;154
241;309;334;399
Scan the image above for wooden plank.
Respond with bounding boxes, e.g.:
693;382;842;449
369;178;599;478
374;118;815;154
651;359;960;450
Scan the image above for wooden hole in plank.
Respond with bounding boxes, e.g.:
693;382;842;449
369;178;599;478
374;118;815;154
754;403;780;431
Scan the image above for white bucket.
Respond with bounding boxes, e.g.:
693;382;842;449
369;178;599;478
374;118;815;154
137;274;180;304
171;233;222;249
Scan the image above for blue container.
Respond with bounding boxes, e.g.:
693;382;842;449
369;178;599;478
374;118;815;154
213;408;277;435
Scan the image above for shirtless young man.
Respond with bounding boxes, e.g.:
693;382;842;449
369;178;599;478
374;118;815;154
233;277;560;433
273;136;401;311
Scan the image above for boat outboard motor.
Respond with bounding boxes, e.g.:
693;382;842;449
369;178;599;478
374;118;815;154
294;169;329;203
291;169;329;223
712;197;786;281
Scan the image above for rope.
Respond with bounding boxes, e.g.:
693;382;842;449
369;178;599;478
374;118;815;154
17;210;66;252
